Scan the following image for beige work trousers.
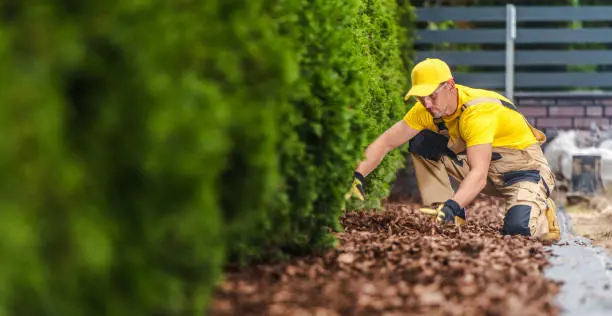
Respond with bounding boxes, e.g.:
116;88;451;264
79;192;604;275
413;144;556;238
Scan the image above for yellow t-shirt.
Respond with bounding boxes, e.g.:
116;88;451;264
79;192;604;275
403;84;537;149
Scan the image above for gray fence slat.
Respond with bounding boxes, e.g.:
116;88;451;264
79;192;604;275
516;50;612;66
418;29;612;44
515;91;612;98
415;7;506;22
416;6;612;22
416;29;505;44
417;50;612;66
453;73;505;89
516;28;612;44
515;72;612;88
416;51;505;66
454;72;612;88
516;6;612;22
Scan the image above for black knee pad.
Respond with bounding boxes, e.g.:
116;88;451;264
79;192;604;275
409;129;450;161
502;205;531;236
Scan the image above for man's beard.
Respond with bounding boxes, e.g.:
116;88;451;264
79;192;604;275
428;109;442;119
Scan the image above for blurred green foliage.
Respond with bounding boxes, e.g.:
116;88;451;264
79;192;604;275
0;0;414;314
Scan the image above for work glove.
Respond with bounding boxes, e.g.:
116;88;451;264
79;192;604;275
543;197;561;241
419;199;467;226
346;171;366;201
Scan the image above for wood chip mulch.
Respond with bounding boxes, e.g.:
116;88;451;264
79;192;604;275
209;197;562;316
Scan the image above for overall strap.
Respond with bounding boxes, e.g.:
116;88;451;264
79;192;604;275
461;97;513;111
433;117;448;134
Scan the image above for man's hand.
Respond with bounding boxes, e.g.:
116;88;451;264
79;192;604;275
346;171;366;201
419;199;466;226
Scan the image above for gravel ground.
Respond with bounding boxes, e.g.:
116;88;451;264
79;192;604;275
209;197;561;316
563;196;612;254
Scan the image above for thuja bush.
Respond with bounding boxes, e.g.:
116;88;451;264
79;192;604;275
0;0;414;314
225;0;416;263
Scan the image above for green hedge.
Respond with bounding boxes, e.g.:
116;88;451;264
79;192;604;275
351;0;416;210
0;0;414;315
225;0;416;264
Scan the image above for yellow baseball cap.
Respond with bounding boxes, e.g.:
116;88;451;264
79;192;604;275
403;58;453;101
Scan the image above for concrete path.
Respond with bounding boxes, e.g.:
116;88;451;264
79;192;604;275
545;206;612;316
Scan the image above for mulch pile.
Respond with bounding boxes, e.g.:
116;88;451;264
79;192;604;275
209;197;562;316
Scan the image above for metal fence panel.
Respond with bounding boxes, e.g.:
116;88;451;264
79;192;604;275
415;6;612;93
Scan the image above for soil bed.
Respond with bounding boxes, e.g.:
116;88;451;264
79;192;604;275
210;197;561;316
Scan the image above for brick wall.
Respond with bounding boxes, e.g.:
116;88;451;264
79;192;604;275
515;95;612;136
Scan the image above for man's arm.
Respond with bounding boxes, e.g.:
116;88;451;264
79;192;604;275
356;120;419;176
452;143;492;207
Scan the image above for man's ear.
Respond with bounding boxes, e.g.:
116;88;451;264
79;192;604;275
446;78;456;88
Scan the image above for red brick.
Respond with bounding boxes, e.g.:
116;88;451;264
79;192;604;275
573;118;610;128
548;106;584;117
536;118;573;128
519;107;547;117
517;99;555;106
598;99;612;106
586;106;603;117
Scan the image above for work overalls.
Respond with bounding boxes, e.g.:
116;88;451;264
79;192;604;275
409;97;560;239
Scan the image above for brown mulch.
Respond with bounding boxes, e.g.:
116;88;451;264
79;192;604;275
209;197;562;316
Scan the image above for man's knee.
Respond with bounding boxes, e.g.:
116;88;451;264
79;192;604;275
502;204;531;236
